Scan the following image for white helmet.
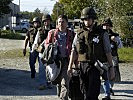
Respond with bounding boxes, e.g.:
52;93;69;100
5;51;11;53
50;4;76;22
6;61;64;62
46;62;61;81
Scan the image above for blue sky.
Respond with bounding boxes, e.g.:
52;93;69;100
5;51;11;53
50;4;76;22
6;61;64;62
12;0;57;14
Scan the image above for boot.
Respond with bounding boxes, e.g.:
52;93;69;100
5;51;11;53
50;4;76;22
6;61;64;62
102;96;111;100
110;88;114;96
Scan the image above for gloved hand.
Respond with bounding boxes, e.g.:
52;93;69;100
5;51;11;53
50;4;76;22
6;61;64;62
108;66;115;80
67;68;72;77
23;49;26;56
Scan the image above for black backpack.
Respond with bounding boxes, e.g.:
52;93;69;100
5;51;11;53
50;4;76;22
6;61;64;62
42;29;58;64
69;68;84;100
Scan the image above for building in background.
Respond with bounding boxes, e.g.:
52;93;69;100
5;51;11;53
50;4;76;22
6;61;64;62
0;3;20;29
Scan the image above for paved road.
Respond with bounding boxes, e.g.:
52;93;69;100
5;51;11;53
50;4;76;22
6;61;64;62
0;39;24;50
0;39;133;100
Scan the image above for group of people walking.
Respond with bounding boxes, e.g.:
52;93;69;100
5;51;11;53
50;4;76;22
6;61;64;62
23;7;122;100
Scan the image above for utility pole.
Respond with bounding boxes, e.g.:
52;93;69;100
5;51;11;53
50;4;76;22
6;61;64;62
18;0;21;26
19;0;20;11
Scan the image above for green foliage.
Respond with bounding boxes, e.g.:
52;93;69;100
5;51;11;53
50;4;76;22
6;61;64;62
32;8;43;21
0;0;12;17
118;47;133;62
59;0;99;19
0;30;25;40
53;0;133;37
20;8;47;22
119;16;133;37
59;0;133;19
51;2;65;22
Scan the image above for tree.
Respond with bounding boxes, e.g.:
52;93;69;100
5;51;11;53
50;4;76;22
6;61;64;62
54;0;133;37
59;0;100;19
51;2;65;22
101;0;133;36
20;8;44;22
0;0;12;17
42;8;49;15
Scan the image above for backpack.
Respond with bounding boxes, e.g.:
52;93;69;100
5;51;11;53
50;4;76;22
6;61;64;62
69;68;84;100
41;30;62;84
42;30;58;64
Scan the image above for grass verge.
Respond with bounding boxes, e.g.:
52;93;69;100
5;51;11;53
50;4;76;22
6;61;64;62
0;48;132;63
118;47;133;62
0;49;29;59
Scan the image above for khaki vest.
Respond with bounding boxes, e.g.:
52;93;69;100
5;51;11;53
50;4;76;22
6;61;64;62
76;27;107;63
28;28;38;48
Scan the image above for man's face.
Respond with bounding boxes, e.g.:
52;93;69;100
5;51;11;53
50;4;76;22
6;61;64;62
57;18;67;30
43;19;51;26
33;21;40;28
83;18;93;27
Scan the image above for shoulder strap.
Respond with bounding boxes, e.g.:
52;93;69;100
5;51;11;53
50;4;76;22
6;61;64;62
51;30;54;44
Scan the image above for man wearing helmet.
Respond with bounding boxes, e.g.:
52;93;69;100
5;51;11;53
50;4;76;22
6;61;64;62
45;14;75;100
37;14;54;90
102;18;123;97
23;17;41;79
67;7;115;100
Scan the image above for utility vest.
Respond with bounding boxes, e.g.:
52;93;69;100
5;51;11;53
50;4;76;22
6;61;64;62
38;28;49;44
76;27;107;63
28;28;38;48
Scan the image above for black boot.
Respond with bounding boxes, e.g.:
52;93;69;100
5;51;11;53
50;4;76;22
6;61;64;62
102;96;111;100
31;73;35;78
110;88;114;96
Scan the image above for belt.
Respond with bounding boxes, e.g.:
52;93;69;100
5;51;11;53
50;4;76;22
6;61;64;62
80;60;94;65
60;57;68;61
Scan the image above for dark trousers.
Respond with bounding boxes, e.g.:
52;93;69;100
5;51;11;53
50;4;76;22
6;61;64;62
79;62;101;100
29;50;39;75
57;57;70;100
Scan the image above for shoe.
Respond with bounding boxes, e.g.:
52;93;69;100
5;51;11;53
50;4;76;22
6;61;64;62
102;96;111;100
38;85;47;90
47;82;53;89
47;84;53;89
31;73;35;78
110;88;114;96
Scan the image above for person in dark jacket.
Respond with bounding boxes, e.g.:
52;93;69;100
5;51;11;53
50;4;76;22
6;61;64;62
102;18;123;96
37;14;54;90
67;7;115;100
23;17;41;79
45;15;75;100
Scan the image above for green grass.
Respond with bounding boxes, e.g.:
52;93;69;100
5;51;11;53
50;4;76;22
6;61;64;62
0;49;29;59
118;47;133;62
0;47;132;63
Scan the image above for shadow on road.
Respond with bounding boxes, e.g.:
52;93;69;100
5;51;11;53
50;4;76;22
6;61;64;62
0;68;57;96
116;81;133;84
114;89;133;95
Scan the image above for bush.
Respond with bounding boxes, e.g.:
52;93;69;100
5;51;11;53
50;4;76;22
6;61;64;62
0;30;25;40
118;47;133;62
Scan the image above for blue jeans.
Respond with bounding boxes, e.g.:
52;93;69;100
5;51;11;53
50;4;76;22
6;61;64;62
109;81;114;88
38;57;47;86
29;50;39;75
102;70;110;97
